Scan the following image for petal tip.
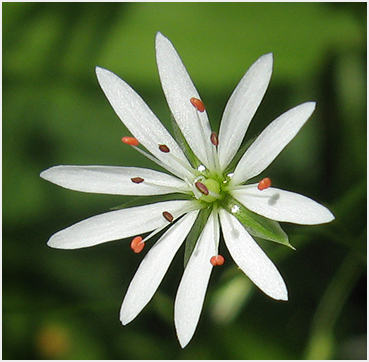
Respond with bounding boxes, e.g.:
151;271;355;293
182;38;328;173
155;31;168;47
95;66;111;83
177;333;191;349
46;238;60;249
39;169;48;180
259;52;273;67
120;314;131;326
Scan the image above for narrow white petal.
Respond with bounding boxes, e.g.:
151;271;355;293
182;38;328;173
174;211;219;348
232;185;335;225
120;210;199;325
232;102;316;185
40;165;190;196
47;200;196;249
95;66;193;179
219;209;288;301
218;54;273;171
156;32;216;170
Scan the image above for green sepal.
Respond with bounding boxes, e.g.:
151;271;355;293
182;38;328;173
170;113;202;169
110;193;193;210
221;195;295;249
183;206;212;268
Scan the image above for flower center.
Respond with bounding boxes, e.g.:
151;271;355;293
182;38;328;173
194;177;223;203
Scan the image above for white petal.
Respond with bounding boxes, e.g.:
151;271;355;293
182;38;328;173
219;209;288;301
120;210;199;325
218;53;273;171
174;211;219;348
47;200;196;249
232;185;335;225
155;32;216;170
40;165;190;196
232;102;316;185
95;66;193;179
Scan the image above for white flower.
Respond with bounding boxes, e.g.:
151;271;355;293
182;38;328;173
40;32;334;348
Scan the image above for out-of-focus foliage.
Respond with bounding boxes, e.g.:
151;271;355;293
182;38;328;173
3;3;366;359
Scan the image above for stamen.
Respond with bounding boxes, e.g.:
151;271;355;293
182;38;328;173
210;132;219;146
190;97;205;112
131;177;144;184
159;144;170;153
210;255;225;266
195;181;209;195
258;177;272;191
122;137;139;146
162;211;174;222
131;236;145;253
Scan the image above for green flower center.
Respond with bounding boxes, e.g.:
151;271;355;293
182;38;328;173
200;178;221;203
193;175;228;205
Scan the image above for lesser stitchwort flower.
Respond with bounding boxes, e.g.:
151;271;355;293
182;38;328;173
40;32;334;347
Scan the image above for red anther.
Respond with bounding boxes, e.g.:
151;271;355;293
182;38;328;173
131;177;144;184
122;137;139;146
210;255;225;266
195;181;209;195
210;132;219;146
159;144;170;153
190;97;205;112
258;177;272;191
162;211;174;222
131;236;144;253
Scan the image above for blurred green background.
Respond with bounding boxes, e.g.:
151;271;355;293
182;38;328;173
3;2;366;359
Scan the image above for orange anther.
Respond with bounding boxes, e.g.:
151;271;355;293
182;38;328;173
131;236;144;253
258;177;272;191
210;255;225;266
131;177;144;184
190;97;205;112
159;144;170;153
122;137;139;146
162;211;174;222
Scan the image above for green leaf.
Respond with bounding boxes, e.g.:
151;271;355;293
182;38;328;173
221;195;294;249
183;206;212;268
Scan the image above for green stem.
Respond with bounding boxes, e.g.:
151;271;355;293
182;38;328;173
303;248;364;359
